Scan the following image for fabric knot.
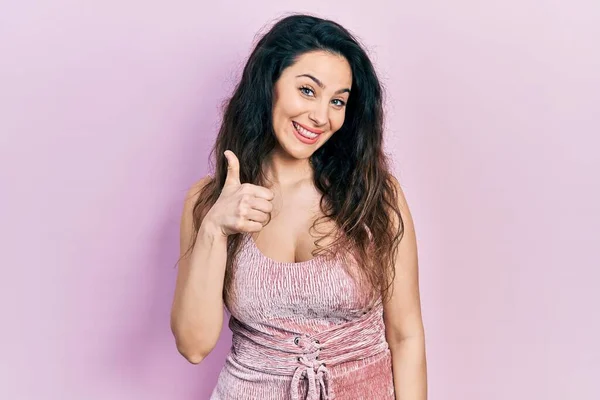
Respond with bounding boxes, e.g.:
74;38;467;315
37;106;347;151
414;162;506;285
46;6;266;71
291;355;333;400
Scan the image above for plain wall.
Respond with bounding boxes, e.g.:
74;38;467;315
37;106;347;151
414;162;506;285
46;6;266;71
1;1;598;399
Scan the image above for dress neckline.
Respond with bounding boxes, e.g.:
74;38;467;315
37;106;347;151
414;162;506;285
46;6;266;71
243;232;328;267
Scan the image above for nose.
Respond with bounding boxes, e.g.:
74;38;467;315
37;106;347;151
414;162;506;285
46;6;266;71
308;99;329;128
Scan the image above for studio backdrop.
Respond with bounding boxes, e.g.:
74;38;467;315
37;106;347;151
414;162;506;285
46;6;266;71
1;1;598;399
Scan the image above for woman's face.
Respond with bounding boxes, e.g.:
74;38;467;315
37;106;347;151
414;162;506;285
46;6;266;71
271;50;352;159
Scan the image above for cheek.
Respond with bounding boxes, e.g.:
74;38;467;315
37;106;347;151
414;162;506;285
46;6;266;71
331;113;346;131
274;91;304;117
321;115;346;142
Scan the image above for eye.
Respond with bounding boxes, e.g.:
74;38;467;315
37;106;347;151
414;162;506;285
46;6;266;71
299;86;315;97
300;86;346;108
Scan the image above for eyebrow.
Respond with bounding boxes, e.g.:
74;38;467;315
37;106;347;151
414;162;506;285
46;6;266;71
296;74;351;95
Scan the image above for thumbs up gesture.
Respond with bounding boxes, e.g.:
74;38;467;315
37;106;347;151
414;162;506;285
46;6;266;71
204;150;275;237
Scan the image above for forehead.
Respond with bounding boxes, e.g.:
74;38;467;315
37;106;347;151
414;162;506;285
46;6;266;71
284;50;352;89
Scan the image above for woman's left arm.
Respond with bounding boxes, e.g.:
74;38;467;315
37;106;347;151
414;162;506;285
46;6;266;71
383;177;428;400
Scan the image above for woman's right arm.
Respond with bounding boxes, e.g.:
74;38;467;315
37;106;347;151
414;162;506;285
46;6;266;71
170;151;274;364
170;176;228;364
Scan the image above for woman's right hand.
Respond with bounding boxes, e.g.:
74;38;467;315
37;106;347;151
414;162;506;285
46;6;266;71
203;150;275;237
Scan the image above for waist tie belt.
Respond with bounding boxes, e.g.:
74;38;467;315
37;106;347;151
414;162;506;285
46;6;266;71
228;299;389;400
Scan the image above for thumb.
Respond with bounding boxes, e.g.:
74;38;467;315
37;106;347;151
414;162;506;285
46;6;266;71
223;150;241;187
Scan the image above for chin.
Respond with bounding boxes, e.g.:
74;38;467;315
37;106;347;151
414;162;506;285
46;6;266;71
274;141;312;160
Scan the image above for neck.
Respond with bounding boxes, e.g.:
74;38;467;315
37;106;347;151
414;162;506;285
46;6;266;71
262;147;314;187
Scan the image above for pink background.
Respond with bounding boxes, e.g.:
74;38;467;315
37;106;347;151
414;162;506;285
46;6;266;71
1;1;598;399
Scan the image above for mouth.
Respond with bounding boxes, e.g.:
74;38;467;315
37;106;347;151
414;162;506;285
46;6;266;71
292;121;322;143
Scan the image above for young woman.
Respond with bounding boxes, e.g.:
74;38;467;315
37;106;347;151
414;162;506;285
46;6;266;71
171;14;427;400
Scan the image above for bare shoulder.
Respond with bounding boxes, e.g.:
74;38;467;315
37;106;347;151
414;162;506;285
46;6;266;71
386;173;413;230
180;174;215;255
183;175;214;208
388;174;409;208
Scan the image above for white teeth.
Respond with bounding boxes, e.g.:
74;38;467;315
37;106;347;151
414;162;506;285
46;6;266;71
293;122;318;139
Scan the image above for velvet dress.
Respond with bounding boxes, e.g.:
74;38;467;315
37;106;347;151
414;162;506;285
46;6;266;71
209;232;395;400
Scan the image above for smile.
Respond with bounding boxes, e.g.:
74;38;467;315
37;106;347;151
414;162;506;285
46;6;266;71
292;121;321;140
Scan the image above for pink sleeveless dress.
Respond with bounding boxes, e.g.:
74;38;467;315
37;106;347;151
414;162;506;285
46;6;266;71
209;232;395;400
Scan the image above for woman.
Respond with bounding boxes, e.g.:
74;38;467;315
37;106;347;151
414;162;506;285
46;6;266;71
171;14;427;400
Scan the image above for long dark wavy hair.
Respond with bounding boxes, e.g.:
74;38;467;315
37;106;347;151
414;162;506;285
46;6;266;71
182;13;404;305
